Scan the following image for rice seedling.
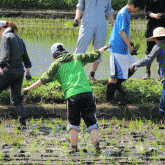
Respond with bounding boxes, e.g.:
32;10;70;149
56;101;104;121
109;124;112;132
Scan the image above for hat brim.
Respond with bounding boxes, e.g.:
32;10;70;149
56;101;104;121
146;34;165;41
146;37;156;42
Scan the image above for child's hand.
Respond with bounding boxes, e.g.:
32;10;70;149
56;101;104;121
23;87;30;95
99;45;112;54
130;64;135;70
0;68;3;75
73;19;79;27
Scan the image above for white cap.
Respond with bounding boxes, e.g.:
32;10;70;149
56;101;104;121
0;20;7;27
51;43;65;54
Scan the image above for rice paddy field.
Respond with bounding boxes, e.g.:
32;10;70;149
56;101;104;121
0;17;165;164
0;117;165;165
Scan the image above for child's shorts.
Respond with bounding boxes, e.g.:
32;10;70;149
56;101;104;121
67;92;99;132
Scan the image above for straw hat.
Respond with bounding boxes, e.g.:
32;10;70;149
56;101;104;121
146;27;165;41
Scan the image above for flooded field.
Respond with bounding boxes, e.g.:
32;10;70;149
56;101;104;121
0;18;160;80
0;117;165;165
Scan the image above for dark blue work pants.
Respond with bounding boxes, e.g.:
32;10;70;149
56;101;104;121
0;66;25;117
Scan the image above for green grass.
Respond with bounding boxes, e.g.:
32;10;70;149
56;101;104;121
0;77;162;105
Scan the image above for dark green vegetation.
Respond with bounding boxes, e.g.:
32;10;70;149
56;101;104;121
0;0;128;10
0;77;162;105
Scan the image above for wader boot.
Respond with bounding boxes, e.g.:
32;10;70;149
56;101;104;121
106;83;118;105
16;104;27;127
116;67;136;94
89;72;96;82
143;65;151;80
116;81;127;95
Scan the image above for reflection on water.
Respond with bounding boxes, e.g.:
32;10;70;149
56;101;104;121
23;124;67;134
24;38;159;80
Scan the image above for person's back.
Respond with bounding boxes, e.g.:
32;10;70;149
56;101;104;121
3;33;25;60
1;28;31;70
40;50;101;99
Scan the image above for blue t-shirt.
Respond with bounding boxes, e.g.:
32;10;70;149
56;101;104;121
108;6;130;54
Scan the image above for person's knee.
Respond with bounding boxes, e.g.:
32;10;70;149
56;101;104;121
108;78;117;84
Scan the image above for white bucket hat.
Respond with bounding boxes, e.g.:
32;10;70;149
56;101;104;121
146;27;165;41
0;20;7;27
51;43;65;54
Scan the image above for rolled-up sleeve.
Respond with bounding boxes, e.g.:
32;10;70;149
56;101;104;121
74;50;101;65
105;0;114;17
76;0;85;10
0;36;10;68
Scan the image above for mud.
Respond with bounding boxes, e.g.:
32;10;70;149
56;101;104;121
0;104;165;165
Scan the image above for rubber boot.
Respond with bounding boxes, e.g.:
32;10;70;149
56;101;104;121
143;65;151;80
128;67;135;79
116;67;135;94
15;104;26;127
116;81;127;95
106;83;117;105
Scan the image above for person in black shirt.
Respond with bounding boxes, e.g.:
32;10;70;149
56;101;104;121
144;0;165;79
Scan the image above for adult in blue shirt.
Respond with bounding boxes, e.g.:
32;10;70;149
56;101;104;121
106;0;145;105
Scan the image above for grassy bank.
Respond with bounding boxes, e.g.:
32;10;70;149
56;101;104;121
0;77;162;105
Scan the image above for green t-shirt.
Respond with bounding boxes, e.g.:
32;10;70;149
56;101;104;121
40;50;100;99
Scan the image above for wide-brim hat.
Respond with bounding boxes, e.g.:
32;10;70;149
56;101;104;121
146;27;165;41
0;20;7;27
51;43;65;54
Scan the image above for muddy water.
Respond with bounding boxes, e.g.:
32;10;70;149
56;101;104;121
0;119;165;164
25;37;159;80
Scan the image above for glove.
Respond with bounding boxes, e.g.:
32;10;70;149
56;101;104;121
25;73;32;82
73;19;79;27
23;90;29;96
130;42;134;48
130;48;137;56
129;42;137;55
157;13;164;19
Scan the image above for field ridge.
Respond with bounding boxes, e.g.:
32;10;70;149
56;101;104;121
0;103;162;122
0;9;146;19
